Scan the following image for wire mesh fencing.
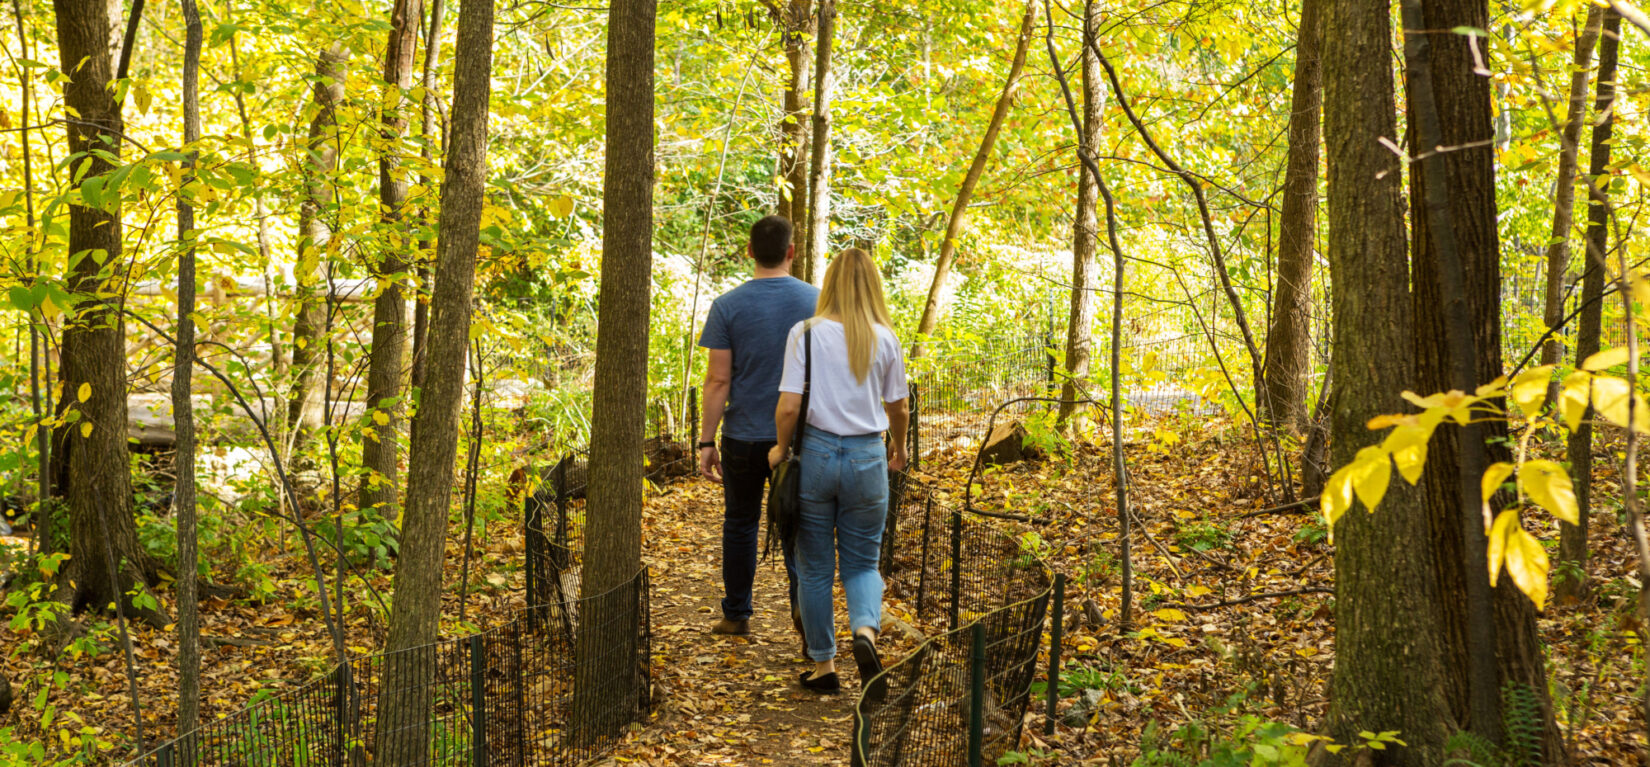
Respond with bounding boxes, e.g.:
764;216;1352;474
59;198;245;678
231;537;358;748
125;568;652;767
859;500;1053;767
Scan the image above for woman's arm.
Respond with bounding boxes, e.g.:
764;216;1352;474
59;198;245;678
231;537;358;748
884;397;909;471
768;392;803;469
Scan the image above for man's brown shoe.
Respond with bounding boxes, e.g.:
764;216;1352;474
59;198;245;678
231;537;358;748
711;618;750;636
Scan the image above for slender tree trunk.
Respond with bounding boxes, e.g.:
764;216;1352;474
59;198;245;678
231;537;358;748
1539;7;1603;406
50;0;163;624
288;46;349;442
13;0;48;548
371;0;491;758
1406;0;1560;756
224;2;280;389
173;0;202;748
576;0;656;738
360;0;423;517
912;0;1037;356
409;0;446;394
1057;0;1101;426
1259;0;1322;432
1558;8;1620;605
1321;0;1449;760
801;0;836;284
777;0;811;233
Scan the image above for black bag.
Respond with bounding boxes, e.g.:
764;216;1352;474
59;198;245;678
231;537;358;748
765;326;811;557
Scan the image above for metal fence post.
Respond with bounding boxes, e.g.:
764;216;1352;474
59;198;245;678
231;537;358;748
851;704;870;767
1045;572;1066;736
335;661;350;767
949;508;962;632
689;385;700;444
471;635;487;767
909;385;920;471
916;497;933;618
969;622;986;767
157;741;174;767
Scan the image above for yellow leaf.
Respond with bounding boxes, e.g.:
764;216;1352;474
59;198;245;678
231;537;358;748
1185;585;1212;598
1487;509;1519;588
1153;608;1188;623
1322;464;1355;530
1521;459;1579;525
1560;371;1592;431
1582;347;1629;371
1401;389;1479;425
552;195;575;218
372;411;390;426
1504;525;1550;611
79;422;92;438
1382;423;1433;485
1348;446;1391;511
1510;365;1554;415
77;382;90;403
1481;462;1515;509
1590;376;1650;433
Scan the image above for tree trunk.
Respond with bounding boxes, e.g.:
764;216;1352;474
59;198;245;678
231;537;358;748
359;0;423;517
777;0;811;234
912;0;1037;356
1558;8;1620;605
1406;0;1561;757
288;46;349;443
1259;0;1322;432
50;0;163;624
370;0;492;758
1057;0;1101;426
1321;0;1450;760
410;0;446;394
174;0;203;749
1539;7;1602;406
801;0;835;284
576;0;656;739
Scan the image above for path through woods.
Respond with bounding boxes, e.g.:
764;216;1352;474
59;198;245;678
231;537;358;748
608;478;907;766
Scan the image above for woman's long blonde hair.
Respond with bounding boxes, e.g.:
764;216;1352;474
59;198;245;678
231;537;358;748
814;248;894;383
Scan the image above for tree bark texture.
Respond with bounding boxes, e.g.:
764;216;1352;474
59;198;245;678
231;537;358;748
174;0;203;747
50;0;161;622
370;0;491;759
777;0;811;236
1406;0;1560;756
1259;0;1322;432
1538;7;1602;402
1057;0;1101;426
576;0;656;739
360;0;424;517
1321;0;1450;760
288;46;349;441
1559;8;1620;604
410;0;447;394
912;0;1037;356
802;0;835;284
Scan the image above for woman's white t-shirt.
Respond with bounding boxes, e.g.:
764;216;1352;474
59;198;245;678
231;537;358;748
778;318;909;437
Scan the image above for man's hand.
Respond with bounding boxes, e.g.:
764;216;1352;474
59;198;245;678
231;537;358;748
888;445;908;473
767;444;787;470
699;446;723;484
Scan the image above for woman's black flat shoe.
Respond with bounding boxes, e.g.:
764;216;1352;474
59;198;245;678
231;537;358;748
853;634;887;702
799;671;841;693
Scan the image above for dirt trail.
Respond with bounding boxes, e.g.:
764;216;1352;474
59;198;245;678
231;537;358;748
604;479;860;766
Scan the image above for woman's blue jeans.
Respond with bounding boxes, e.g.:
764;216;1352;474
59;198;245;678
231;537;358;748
796;429;887;662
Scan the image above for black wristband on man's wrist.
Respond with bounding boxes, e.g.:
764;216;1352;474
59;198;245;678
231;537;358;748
696;441;716;450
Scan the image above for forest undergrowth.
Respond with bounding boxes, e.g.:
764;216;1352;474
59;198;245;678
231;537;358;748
1;414;1645;764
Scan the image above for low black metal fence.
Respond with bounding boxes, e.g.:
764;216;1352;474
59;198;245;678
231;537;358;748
124;567;651;766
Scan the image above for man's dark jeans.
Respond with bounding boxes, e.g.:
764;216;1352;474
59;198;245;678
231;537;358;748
720;436;799;622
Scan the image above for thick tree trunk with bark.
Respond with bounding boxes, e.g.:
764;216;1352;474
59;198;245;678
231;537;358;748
912;0;1037;356
1559;9;1620;605
1321;0;1450;760
49;0;162;624
1259;0;1322;432
174;0;203;746
1057;0;1101;426
370;0;491;759
801;0;835;284
1406;0;1560;756
1539;7;1602;404
777;0;811;234
288;47;349;441
576;0;656;738
359;0;423;516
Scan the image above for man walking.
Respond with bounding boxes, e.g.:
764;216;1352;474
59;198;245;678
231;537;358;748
698;215;819;639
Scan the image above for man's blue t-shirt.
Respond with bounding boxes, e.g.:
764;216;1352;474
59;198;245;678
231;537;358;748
699;276;820;442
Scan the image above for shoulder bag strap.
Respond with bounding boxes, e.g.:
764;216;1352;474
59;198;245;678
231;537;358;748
792;326;811;455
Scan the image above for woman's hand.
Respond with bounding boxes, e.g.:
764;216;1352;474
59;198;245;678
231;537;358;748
888;445;908;472
768;444;787;470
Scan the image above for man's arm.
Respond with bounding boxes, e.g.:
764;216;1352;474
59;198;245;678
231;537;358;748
698;348;732;482
884;398;909;472
767;392;803;469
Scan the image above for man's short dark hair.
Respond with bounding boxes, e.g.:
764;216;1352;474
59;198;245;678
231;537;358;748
750;215;793;268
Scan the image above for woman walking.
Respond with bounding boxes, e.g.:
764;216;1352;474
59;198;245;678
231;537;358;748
769;248;909;694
